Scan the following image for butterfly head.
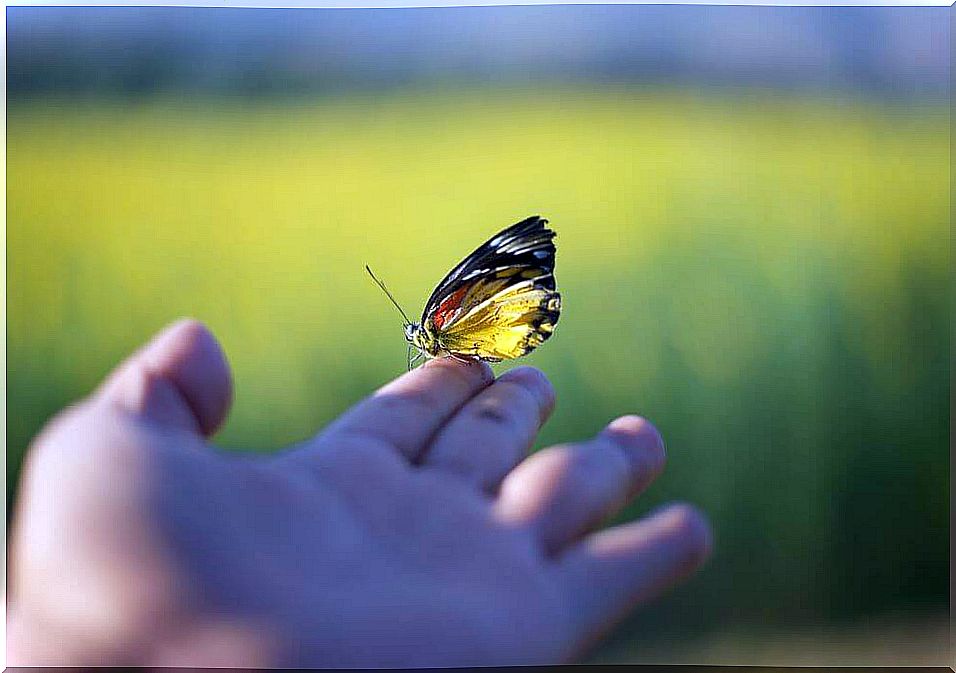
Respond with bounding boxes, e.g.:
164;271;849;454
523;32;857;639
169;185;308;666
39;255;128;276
403;322;420;345
404;322;439;357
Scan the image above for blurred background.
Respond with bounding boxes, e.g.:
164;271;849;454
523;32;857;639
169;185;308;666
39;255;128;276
7;4;949;666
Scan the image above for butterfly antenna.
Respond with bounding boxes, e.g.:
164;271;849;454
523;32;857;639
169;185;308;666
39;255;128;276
366;264;412;326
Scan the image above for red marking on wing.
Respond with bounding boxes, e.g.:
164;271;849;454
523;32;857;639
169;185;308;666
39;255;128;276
432;285;470;330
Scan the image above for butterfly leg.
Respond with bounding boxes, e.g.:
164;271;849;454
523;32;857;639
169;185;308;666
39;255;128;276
408;350;426;370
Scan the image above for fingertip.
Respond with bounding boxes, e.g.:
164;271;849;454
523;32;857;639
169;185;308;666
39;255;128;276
602;415;666;474
605;415;663;444
422;356;495;386
497;366;555;421
649;502;714;569
164;319;233;435
119;318;233;436
158;317;212;341
477;359;495;383
146;319;221;370
557;499;714;650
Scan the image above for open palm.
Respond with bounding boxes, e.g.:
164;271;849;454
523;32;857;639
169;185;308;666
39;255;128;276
9;320;711;667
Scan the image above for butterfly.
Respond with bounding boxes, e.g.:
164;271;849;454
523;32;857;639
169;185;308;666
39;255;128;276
367;215;561;368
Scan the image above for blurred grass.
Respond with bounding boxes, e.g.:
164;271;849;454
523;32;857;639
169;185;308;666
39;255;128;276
7;88;949;651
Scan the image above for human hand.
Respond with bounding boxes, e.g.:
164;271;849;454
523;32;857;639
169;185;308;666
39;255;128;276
8;319;711;667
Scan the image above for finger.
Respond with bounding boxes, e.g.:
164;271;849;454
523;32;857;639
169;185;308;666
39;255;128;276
557;503;712;650
96;319;233;436
495;415;665;554
421;366;554;492
316;357;494;461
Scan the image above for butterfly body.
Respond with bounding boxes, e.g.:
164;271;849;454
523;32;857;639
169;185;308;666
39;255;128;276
393;216;561;365
404;321;442;359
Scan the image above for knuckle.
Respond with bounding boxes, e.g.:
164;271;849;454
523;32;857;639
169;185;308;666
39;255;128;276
432;456;487;490
567;442;608;474
591;437;634;479
472;398;514;427
553;444;625;501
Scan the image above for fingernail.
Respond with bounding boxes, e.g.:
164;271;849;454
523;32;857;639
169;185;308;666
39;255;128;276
606;415;664;449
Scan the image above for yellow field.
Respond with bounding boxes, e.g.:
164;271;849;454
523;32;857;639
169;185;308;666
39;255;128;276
7;88;949;652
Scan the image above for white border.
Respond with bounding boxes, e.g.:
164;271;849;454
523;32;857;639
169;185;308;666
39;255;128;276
4;0;955;7
2;0;951;669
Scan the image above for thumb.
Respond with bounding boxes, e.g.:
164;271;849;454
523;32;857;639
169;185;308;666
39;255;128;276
96;319;233;436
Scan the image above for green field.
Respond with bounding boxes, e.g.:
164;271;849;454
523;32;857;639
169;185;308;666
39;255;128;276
7;89;950;655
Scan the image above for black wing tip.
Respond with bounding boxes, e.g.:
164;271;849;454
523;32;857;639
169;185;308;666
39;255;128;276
509;214;554;238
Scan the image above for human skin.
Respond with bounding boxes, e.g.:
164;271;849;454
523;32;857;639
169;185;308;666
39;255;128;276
7;319;712;667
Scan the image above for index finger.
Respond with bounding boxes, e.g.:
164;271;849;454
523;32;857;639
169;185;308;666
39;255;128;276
316;357;494;461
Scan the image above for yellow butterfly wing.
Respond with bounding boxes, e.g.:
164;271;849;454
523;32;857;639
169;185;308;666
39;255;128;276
436;278;561;361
